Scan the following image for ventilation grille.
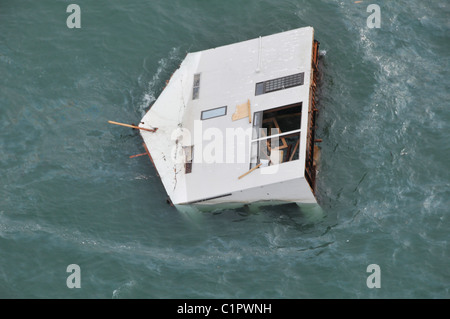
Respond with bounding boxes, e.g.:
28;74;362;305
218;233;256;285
255;72;304;95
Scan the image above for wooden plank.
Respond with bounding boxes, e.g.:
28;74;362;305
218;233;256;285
238;163;262;180
271;118;288;149
129;152;147;159
232;99;251;122
142;143;156;168
289;139;300;161
108;121;157;132
247;99;251;123
262;117;288;150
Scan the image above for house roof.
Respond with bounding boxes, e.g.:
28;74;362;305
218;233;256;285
140;26;315;204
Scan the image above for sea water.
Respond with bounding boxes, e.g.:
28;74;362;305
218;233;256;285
0;0;448;298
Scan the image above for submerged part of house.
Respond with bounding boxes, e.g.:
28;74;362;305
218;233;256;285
139;26;321;209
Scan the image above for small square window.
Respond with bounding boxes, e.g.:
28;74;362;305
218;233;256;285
193;87;199;100
193;74;200;87
255;82;264;95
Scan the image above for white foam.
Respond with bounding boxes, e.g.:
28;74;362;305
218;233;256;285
138;47;181;116
112;280;136;299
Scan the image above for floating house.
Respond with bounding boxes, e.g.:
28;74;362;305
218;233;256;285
138;26;321;210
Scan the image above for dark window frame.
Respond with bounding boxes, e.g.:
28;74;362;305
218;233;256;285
200;106;228;120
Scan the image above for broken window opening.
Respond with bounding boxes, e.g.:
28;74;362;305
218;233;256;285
183;146;194;174
250;103;302;169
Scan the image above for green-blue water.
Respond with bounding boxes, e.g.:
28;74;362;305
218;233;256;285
1;0;449;298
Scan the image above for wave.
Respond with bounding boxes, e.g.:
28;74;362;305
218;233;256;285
138;47;181;117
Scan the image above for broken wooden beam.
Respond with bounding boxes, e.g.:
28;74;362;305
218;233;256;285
108;120;158;132
238;163;262;180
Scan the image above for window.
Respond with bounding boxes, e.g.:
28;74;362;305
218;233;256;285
255;73;304;95
183;146;194;174
255;82;265;95
250;103;302;168
201;106;227;120
192;73;200;100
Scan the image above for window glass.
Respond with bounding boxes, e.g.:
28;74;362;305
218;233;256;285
201;106;227;120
